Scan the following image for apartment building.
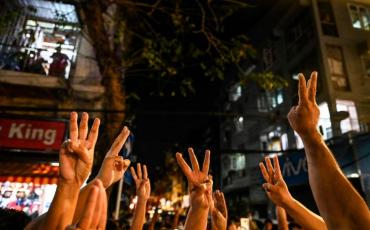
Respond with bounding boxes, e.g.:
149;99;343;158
0;0;106;216
220;0;370;217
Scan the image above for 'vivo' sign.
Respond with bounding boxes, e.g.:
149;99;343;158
279;151;308;186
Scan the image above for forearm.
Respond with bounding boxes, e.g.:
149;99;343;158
72;179;101;224
184;207;208;230
28;182;80;230
276;206;289;230
131;198;147;230
301;131;370;228
283;198;326;230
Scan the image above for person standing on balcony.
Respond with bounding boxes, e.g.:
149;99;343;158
49;45;69;78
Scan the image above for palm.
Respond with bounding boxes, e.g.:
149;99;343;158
260;156;293;206
131;163;151;200
97;156;130;188
59;112;100;185
176;148;210;186
137;181;151;199
189;183;211;209
211;190;228;230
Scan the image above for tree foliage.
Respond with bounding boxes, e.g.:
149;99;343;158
111;0;287;97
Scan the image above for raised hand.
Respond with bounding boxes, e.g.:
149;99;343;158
211;190;228;230
259;156;293;207
287;72;320;139
96;126;131;189
176;148;210;186
60;112;100;186
66;179;107;230
130;163;151;200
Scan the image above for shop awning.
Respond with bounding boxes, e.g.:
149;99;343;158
0;162;59;184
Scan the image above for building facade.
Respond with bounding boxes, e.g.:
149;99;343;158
220;0;370;218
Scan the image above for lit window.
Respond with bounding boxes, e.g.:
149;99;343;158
276;89;284;105
281;133;289;150
230;154;246;170
318;102;332;139
326;45;350;91
336;100;360;133
230;84;242;101
235;116;244;132
348;4;370;31
295;131;304;149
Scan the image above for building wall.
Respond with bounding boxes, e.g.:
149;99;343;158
220;0;370;214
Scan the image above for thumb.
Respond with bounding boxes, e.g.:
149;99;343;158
123;159;131;169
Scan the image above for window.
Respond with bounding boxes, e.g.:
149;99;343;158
230;84;242;101
230;154;246;170
262;47;275;70
318;102;333;139
318;1;339;36
281;133;289;150
235;116;244;132
326;45;350;91
257;89;284;112
348;4;370;31
336;100;360;133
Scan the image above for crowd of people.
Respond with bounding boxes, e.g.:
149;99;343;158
1;72;369;229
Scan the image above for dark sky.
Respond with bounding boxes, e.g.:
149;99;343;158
125;1;277;183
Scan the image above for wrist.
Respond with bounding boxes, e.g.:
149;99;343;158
299;129;322;144
56;181;80;199
283;197;298;211
185;207;209;228
95;175;110;189
137;197;148;205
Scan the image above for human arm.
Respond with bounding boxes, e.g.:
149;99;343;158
176;148;212;230
276;206;289;230
288;72;370;229
26;112;100;230
130;163;151;230
72;126;131;223
259;156;327;230
66;179;107;230
211;190;227;230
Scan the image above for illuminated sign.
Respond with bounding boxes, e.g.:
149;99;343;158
0;118;67;151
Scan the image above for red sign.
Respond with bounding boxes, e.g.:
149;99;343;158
0;118;67;151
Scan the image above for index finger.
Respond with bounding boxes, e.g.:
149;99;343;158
308;71;317;103
69;112;78;141
143;165;148;180
259;162;270;183
107;126;130;157
176;152;193;179
188;148;200;171
298;74;308;105
202;150;210;175
87;118;100;149
273;155;282;179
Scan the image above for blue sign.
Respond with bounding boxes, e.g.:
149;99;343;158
279;151;308;186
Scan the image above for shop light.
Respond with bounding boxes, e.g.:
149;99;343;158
50;162;59;166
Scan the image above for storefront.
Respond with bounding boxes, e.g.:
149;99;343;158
0;116;67;217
